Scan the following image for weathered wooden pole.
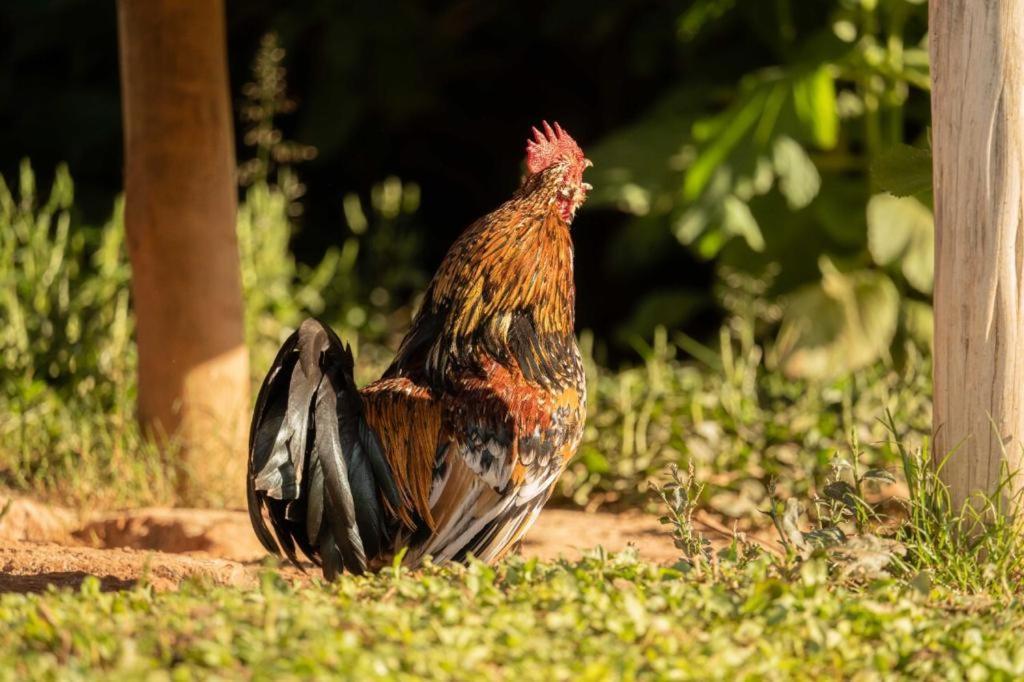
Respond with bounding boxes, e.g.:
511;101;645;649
931;1;1024;512
117;0;249;505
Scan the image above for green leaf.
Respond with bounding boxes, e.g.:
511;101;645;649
902;300;933;348
773;136;821;209
867;193;934;293
871;144;933;198
673;206;707;246
684;89;766;200
792;66;839;149
721;195;765;251
676;0;739;42
673;168;734;252
775;258;900;379
580;448;611;475
696;228;728;258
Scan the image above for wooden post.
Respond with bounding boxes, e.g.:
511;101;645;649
117;0;249;506
931;1;1024;512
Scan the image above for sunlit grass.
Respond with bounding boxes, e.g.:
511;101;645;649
2;552;1023;679
888;416;1024;597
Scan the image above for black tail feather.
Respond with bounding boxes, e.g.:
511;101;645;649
305;456;325;546
247;318;399;578
312;373;368;573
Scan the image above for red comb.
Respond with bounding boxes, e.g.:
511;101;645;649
526;121;584;174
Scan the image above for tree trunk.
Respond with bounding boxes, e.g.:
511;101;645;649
931;1;1024;513
117;0;248;506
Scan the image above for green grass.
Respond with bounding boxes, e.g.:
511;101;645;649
3;443;1023;679
559;323;931;514
891;425;1024;597
3;553;1023;680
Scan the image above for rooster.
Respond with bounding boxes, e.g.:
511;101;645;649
247;122;592;578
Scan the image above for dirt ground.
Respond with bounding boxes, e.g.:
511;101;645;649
0;494;779;593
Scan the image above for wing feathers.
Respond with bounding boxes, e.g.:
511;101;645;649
360;378;442;528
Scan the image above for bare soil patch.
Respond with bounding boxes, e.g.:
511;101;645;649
0;494;778;593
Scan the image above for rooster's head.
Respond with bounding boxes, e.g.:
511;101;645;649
525;121;592;222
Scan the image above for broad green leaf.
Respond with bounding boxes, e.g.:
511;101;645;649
775;259;899;379
866;196;912;266
871;144;933;198
674;206;707;246
867;194;934;293
721;194;765;251
792;66;839;149
901;229;934;294
902;299;934;348
697;226;728;258
673;167;733;249
773;136;821;209
684;88;767;200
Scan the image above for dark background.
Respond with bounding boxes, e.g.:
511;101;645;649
0;1;926;355
0;1;767;346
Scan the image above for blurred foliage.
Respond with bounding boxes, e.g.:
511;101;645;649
237;32;318;199
588;0;933;377
0;0;934;360
0;161;132;410
237;172;424;376
560;270;930;514
237;34;426;374
774;257;900;378
866;192;932;293
0;38;425;506
0;157;415;505
2;18;935;513
0;161;169;505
